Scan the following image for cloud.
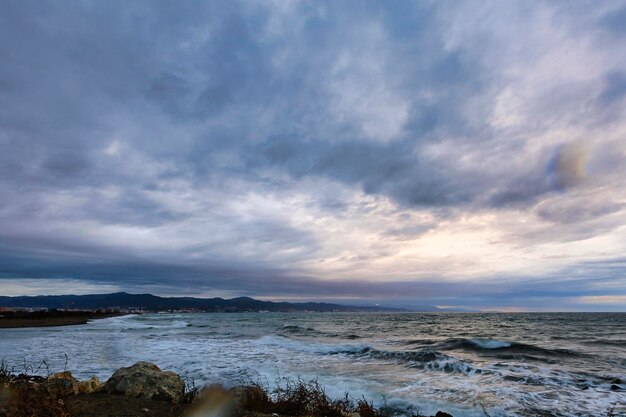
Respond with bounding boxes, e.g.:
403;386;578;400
599;3;626;35
576;295;626;305
0;1;625;310
598;71;626;105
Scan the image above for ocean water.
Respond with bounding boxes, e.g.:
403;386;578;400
1;312;625;416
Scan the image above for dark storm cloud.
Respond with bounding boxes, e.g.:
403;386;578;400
0;0;625;309
252;137;479;207
0;0;547;209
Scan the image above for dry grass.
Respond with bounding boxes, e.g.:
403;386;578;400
0;372;70;417
237;379;346;417
236;378;423;417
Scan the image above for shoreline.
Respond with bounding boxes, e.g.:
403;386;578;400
0;311;127;328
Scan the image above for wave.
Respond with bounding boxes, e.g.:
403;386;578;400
469;338;511;349
583;339;626;348
279;325;362;340
254;335;480;375
279;325;325;337
401;339;438;346
478;341;582;358
328;345;441;361
113;319;191;331
405;337;584;358
324;345;483;376
281;325;316;333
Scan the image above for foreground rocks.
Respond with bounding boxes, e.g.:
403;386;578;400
103;361;185;404
0;361;455;417
44;371;79;396
77;376;101;394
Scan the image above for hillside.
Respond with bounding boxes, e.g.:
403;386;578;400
0;292;433;312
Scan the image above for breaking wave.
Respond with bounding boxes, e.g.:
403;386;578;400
322;345;482;376
404;337;585;358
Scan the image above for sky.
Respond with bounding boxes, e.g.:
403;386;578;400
0;1;625;311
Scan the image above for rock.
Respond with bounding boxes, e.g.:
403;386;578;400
77;376;101;394
435;412;454;417
103;361;184;403
44;371;79;396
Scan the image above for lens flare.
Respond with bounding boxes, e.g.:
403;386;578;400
547;143;589;190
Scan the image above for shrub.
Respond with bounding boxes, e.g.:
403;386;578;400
236;377;423;417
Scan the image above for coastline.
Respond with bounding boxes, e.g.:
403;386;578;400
0;311;127;329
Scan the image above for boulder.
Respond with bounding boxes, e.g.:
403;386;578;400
103;362;184;403
44;371;79;396
435;412;454;417
77;376;101;394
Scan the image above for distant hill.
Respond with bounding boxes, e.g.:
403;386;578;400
0;292;438;312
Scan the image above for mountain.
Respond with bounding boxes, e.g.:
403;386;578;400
0;292;434;312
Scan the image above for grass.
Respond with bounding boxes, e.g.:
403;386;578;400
235;377;424;417
0;361;71;417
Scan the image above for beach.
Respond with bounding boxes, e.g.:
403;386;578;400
0;310;126;329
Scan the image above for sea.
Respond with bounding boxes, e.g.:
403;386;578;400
1;312;624;416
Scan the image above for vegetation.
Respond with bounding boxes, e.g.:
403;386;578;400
0;362;70;417
236;377;424;417
0;310;123;328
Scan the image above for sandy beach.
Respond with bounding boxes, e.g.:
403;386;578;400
0;311;126;329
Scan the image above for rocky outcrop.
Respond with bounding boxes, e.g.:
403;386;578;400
103;361;185;403
44;371;79;396
41;371;101;396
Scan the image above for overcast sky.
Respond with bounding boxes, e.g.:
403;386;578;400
1;1;625;311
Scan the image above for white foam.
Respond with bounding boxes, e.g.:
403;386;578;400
469;338;511;349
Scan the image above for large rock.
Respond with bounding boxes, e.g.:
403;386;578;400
104;362;184;403
44;371;79;396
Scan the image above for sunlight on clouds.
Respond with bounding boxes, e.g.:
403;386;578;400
296;191;626;283
576;295;626;305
